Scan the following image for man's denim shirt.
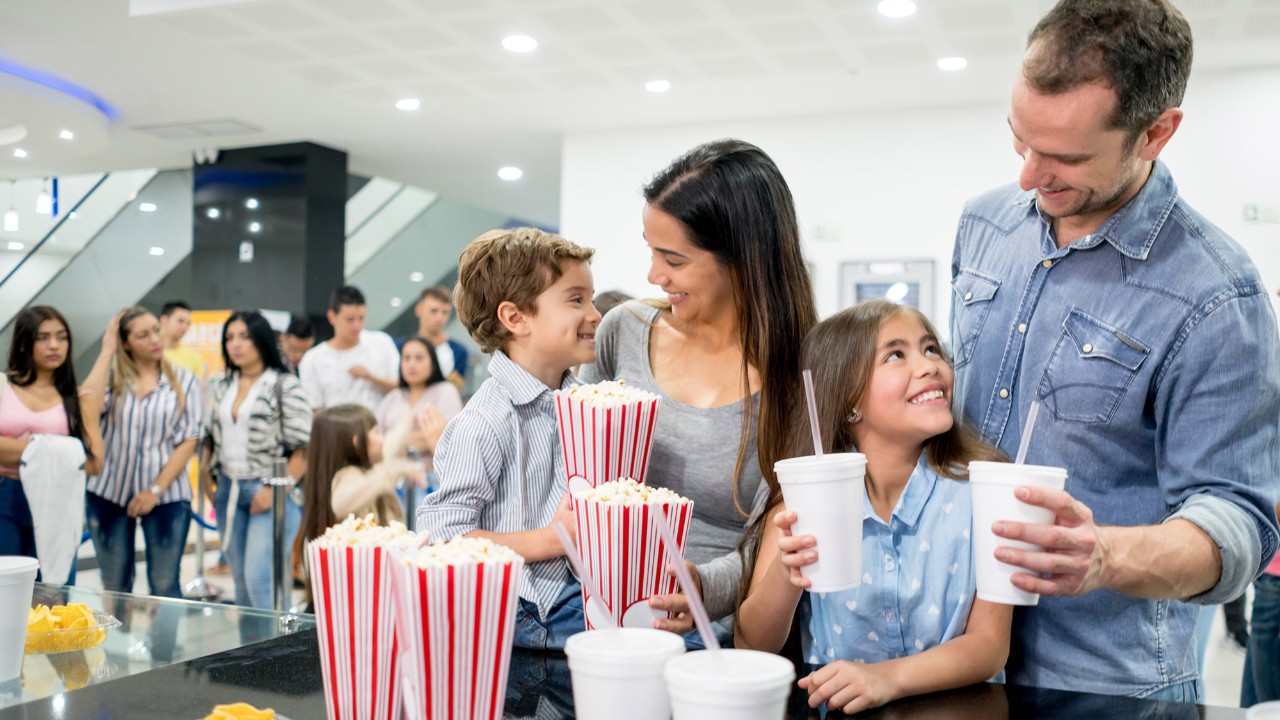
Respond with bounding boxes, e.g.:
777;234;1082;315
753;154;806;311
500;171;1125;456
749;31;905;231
951;161;1280;697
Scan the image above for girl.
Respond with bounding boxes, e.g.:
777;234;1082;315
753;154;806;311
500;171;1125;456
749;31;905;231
202;310;311;608
83;307;203;598
374;336;462;473
0;306;104;577
300;403;423;546
736;300;1010;715
580;139;817;643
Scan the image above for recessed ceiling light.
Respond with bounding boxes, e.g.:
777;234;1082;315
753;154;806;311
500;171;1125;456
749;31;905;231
149;246;165;256
59;130;74;140
396;98;421;111
390;297;403;308
245;198;259;210
248;221;262;233
878;0;917;18
498;166;523;181
3;209;16;232
645;80;672;93
410;271;424;282
937;56;968;71
69;212;78;220
7;241;24;251
206;208;220;219
13;148;27;158
502;35;537;53
139;202;158;212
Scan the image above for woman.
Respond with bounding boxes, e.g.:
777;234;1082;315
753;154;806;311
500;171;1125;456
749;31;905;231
82;307;203;598
201;310;311;608
375;336;461;474
0;306;104;581
580;139;817;642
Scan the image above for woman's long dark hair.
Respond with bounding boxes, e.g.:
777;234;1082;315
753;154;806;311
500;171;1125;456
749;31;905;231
6;306;92;462
300;404;376;545
644;139;818;514
221;310;288;376
399;337;447;389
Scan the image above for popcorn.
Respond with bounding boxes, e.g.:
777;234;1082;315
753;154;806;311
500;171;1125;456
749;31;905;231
398;536;522;568
310;514;424;549
562;380;658;407
581;478;690;506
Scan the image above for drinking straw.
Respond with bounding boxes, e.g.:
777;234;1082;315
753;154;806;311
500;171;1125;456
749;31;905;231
653;516;719;652
802;369;823;458
552;523;617;629
1014;401;1041;465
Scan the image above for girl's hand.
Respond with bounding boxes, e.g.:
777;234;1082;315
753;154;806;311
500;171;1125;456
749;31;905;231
774;509;818;589
798;660;898;715
649;561;702;634
100;313;121;357
127;488;160;517
418;407;447;453
249;487;274;515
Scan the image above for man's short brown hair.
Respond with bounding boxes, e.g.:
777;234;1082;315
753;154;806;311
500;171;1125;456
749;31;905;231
454;227;595;353
418;285;452;305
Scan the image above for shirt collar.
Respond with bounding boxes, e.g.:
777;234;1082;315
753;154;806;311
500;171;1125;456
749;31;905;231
486;350;576;406
1014;160;1179;261
862;453;938;528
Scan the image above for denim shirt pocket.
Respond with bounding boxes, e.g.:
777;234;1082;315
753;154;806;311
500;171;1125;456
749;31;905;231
951;270;1001;368
1039;309;1149;424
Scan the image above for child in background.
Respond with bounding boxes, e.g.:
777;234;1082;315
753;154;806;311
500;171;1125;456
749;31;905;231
299;403;422;547
418;227;601;650
736;300;1010;715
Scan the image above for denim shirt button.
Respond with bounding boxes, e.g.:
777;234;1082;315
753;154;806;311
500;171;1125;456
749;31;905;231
1041;259;1053;268
999;388;1009;399
964;292;973;301
1018;323;1027;333
1083;343;1094;353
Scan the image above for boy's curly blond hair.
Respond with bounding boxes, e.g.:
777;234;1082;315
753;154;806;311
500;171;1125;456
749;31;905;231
454;227;595;353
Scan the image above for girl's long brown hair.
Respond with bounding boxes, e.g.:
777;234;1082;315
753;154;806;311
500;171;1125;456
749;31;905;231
299;404;376;546
111;307;185;414
737;300;1006;607
643;139;818;516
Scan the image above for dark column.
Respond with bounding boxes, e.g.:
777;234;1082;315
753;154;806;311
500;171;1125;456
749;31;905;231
191;142;347;330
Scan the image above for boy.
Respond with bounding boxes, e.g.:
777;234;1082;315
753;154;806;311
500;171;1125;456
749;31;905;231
298;285;399;412
417;227;600;649
159;301;201;376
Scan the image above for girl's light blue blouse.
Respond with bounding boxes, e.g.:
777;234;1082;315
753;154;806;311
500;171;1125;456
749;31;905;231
802;454;976;665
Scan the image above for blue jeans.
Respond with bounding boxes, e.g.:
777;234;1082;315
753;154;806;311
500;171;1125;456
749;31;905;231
85;492;190;598
1;476;77;584
219;475;301;609
1143;678;1204;704
1244;574;1280;706
512;579;583;650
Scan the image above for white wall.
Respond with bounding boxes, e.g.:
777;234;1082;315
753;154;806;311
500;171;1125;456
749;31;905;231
561;66;1280;327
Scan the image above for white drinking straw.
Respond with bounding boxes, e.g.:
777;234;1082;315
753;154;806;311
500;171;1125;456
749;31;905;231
1014;401;1041;465
654;515;719;652
802;369;823;458
552;522;617;628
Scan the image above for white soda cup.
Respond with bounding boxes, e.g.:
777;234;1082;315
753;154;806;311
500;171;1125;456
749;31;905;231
773;453;866;592
664;649;795;720
969;461;1068;606
0;556;39;682
565;628;686;720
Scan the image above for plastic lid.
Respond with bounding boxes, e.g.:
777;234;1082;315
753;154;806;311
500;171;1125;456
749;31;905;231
564;628;685;667
664;649;795;689
774;453;866;481
0;556;39;579
968;461;1067;487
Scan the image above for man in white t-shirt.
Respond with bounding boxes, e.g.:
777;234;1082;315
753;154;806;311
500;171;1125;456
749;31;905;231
299;285;400;412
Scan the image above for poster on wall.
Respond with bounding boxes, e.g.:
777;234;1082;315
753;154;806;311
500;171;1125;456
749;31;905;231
186;309;233;382
838;260;936;322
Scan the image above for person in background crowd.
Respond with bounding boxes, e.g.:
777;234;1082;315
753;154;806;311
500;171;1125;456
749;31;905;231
159;301;201;377
375;337;461;482
581;139;818;646
412;285;470;392
592;290;633;319
201;310;311;608
82;308;202;598
299;285;399;413
279;315;315;375
1243;501;1280;707
0;306;104;581
951;0;1280;700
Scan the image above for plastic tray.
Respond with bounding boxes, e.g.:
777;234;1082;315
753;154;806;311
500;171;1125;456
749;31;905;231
24;610;121;655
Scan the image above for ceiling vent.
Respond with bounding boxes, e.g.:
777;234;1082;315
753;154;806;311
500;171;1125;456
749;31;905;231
131;118;261;139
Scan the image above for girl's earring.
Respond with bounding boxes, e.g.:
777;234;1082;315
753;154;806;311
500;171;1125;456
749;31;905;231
846;409;859;423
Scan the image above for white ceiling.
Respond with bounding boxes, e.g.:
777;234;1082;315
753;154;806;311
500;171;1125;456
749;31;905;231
1;0;1279;227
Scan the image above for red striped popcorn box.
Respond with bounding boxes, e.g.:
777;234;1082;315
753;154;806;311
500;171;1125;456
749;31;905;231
555;381;662;497
388;538;525;720
572;481;695;631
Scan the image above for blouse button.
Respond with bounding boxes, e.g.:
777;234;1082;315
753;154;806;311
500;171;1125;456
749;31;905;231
1083;343;1094;353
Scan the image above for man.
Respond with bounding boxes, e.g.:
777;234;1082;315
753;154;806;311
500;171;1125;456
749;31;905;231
412;285;470;391
279;315;315;375
951;0;1280;701
298;286;399;412
159;300;201;376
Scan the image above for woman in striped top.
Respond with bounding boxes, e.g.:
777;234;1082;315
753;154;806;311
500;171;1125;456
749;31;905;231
82;307;203;598
201;310;311;608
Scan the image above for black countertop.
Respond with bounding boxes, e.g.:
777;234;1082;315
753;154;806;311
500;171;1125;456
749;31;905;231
0;629;1246;720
